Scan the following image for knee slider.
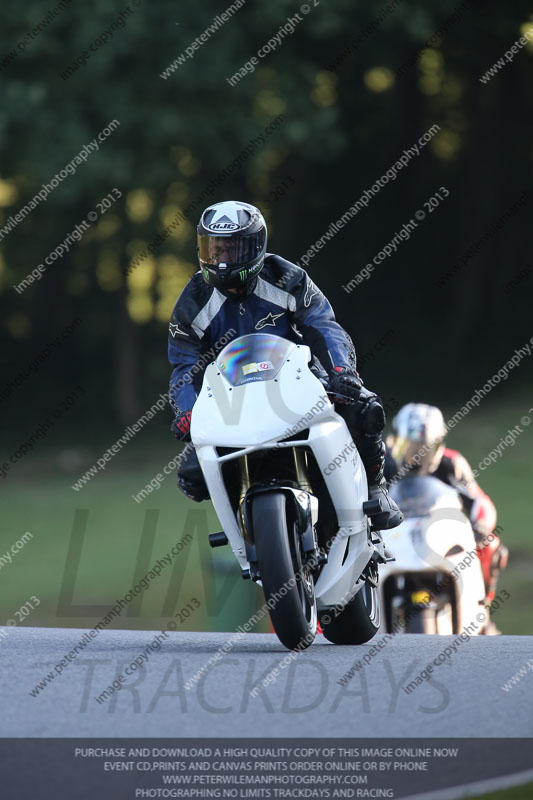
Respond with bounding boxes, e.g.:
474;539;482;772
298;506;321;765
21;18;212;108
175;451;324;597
359;394;385;436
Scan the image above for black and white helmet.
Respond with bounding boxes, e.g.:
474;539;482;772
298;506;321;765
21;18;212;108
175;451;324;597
197;201;267;295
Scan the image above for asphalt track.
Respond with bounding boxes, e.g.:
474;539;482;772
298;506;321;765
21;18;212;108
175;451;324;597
2;627;532;737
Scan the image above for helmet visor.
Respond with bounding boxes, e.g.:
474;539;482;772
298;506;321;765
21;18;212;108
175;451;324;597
391;436;441;474
198;229;266;268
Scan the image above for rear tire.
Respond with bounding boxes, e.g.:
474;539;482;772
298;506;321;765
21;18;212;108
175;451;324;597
319;580;380;645
252;491;316;651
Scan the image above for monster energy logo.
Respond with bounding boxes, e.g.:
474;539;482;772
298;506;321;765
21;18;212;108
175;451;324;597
203;268;210;280
238;262;262;282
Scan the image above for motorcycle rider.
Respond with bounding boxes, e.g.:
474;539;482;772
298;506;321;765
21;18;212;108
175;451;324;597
168;200;403;530
388;403;508;604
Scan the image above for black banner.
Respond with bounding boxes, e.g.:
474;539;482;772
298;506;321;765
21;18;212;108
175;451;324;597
1;738;532;799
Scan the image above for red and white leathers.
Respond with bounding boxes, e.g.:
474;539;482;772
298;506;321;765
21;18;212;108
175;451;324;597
431;448;507;603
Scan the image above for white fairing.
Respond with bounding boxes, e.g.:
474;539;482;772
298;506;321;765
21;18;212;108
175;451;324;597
380;476;487;634
191;336;374;611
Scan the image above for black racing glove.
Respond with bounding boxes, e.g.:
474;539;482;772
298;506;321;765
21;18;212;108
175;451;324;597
328;366;362;404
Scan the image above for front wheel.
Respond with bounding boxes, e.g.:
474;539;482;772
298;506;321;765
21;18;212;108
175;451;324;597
319;578;381;645
252;491;316;651
404;601;453;634
405;606;437;634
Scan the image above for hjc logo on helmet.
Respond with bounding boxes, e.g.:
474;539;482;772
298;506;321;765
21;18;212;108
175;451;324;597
207;221;239;231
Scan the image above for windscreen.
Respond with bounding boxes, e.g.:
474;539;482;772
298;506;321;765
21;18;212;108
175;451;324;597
389;476;457;518
216;334;296;387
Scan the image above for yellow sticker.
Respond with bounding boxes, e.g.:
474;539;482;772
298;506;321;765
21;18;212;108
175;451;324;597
411;591;431;605
242;363;258;375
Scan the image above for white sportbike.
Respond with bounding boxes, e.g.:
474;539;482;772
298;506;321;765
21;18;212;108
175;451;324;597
380;476;487;634
191;332;389;650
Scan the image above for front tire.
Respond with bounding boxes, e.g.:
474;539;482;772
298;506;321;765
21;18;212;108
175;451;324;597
252;491;316;651
405;606;437;634
319;579;380;645
404;601;453;634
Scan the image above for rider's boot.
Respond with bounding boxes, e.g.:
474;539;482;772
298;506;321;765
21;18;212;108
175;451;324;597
360;440;404;530
336;387;403;529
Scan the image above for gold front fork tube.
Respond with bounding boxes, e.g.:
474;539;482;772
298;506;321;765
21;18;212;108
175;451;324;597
238;453;251;539
239;453;251;503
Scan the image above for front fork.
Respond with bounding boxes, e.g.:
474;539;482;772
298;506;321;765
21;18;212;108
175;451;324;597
238;447;322;580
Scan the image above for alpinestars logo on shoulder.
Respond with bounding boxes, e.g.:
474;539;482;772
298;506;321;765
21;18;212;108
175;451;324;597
169;322;189;338
304;279;318;307
255;311;283;330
